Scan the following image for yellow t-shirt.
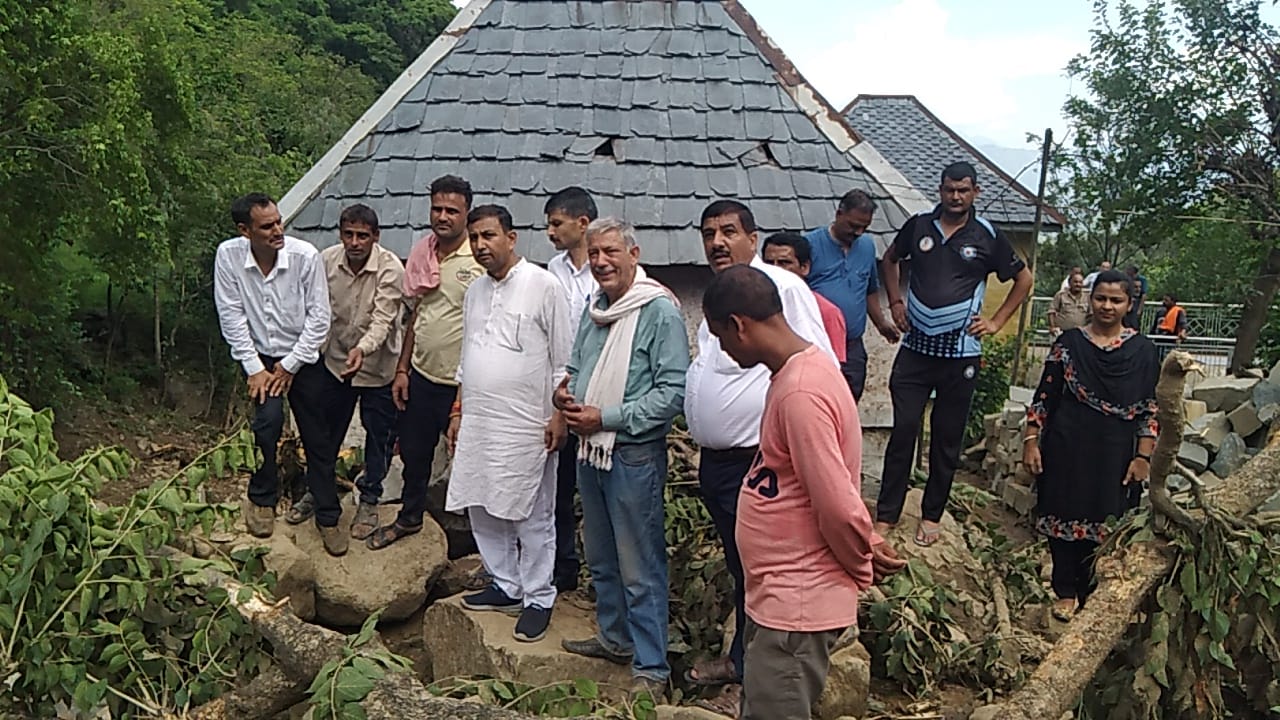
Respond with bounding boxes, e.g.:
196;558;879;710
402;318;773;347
409;244;483;386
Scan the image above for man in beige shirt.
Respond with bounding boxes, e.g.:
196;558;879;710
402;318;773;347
296;204;406;545
368;175;484;550
1048;270;1090;337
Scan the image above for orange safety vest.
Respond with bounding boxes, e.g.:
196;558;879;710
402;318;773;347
1158;305;1185;334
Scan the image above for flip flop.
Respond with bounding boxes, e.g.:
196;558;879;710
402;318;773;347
365;522;422;550
913;522;942;548
285;492;315;525
1051;599;1077;622
693;684;741;718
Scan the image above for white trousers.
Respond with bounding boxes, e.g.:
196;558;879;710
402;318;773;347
468;454;558;609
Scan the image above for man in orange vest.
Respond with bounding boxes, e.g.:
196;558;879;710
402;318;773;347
1151;293;1188;342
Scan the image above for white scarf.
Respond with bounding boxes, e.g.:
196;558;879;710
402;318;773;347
578;266;676;471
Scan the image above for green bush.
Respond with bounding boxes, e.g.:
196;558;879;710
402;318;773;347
965;335;1019;447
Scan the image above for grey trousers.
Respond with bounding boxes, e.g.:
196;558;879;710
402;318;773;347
740;617;841;720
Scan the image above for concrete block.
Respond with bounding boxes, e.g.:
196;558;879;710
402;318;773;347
983;413;1001;439
1008;386;1035;405
1188;411;1230;452
1227;401;1263;438
1178;442;1210;473
1002;483;1037;516
1191;376;1260;412
1182;399;1208;424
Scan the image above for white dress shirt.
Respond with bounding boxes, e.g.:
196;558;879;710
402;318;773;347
684;256;837;450
448;259;573;520
547;249;597;338
213;235;331;376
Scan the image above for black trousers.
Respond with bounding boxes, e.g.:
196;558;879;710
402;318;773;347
248;356;340;526
1049;538;1099;605
877;348;979;524
396;370;455;528
554;434;582;591
698;447;755;680
319;371;399;507
841;336;868;402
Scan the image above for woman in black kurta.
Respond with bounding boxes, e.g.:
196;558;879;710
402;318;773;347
1022;270;1159;620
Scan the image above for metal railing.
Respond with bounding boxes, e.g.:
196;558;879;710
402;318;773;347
1020;296;1240;384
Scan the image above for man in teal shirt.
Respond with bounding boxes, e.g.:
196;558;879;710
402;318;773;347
553;217;689;702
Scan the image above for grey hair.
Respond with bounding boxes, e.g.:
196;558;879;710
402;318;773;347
586;216;637;248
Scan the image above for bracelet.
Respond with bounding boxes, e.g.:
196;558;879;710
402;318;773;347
890;299;904;307
1023;435;1039;444
1134;452;1151;462
449;412;461;419
395;369;409;376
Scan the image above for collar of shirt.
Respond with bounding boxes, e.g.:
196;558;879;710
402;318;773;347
489;256;527;284
337;244;385;277
927;204;990;244
242;239;291;276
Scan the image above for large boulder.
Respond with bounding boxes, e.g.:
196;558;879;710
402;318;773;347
815;641;872;720
284;503;448;627
1191;376;1260;413
876;488;986;603
422;595;632;696
1210;432;1249;478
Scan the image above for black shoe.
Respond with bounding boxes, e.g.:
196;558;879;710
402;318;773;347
513;605;552;642
461;585;522;615
561;636;633;665
554;574;580;593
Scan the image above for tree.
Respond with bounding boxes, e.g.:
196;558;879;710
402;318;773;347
1064;0;1280;373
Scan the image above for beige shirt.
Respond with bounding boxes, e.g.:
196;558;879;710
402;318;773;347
1050;288;1090;332
409;243;484;386
321;244;405;387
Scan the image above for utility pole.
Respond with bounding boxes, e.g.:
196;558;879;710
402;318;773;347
1009;128;1053;386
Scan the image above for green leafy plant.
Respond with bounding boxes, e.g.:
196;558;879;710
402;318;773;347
966;334;1019;446
306;612;412;720
663;484;734;676
0;374;269;717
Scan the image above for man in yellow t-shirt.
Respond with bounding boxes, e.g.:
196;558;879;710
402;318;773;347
366;175;483;550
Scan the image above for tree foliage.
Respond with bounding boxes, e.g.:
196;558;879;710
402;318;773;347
0;0;456;407
1062;0;1280;370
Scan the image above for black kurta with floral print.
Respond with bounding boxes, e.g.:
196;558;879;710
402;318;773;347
1026;328;1159;543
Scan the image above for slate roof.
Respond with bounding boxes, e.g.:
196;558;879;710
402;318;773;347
843;94;1065;230
281;0;931;264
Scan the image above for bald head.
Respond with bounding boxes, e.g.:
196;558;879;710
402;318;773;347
702;265;782;325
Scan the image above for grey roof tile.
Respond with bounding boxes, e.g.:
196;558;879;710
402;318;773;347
290;0;920;267
844;95;1061;227
799;199;833;229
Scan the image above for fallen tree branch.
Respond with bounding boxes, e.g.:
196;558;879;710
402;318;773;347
1147;352;1201;534
970;351;1280;719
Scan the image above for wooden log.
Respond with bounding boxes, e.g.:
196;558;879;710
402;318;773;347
970;351;1280;719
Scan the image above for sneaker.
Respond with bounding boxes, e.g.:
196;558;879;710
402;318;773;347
461;585;522;615
629;676;666;705
513;605;552;642
561;636;633;666
246;504;275;538
319;524;349;557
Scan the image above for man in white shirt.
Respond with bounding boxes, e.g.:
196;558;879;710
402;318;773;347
213;193;342;554
445;205;573;644
543;186;599;593
682;199;837;703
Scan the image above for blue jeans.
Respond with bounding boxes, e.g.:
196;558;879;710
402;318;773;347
577;439;670;682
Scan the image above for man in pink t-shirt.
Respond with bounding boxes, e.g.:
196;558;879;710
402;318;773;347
762;233;847;364
702;265;905;719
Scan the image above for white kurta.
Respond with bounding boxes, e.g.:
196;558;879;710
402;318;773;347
446;259;573;521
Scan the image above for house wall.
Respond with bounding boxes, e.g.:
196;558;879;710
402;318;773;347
983;228;1035;338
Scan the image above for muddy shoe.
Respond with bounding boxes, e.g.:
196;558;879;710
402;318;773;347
246;504;275;538
628;676;667;706
319;524;349;557
561;637;633;666
350;501;378;540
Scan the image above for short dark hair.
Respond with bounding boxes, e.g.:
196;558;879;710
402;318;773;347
544;186;598;221
231;193;275;227
430;175;473;208
703;265;782;324
1091;269;1132;296
1125;265;1140;274
700;199;756;234
941;162;979;186
467;204;513;233
838;189;876;214
339;203;380;232
1164;292;1177;303
762;232;812;265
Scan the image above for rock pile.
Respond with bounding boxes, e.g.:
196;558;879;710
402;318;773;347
980;362;1280;514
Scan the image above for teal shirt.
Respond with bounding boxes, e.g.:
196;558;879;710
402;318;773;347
566;295;689;445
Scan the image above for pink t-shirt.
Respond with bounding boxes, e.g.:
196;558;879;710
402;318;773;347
736;344;874;632
813;291;848;364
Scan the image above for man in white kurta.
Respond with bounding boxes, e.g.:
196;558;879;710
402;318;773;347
445;205;572;643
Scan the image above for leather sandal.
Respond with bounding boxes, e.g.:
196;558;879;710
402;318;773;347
684;656;739;687
365;522;421;550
